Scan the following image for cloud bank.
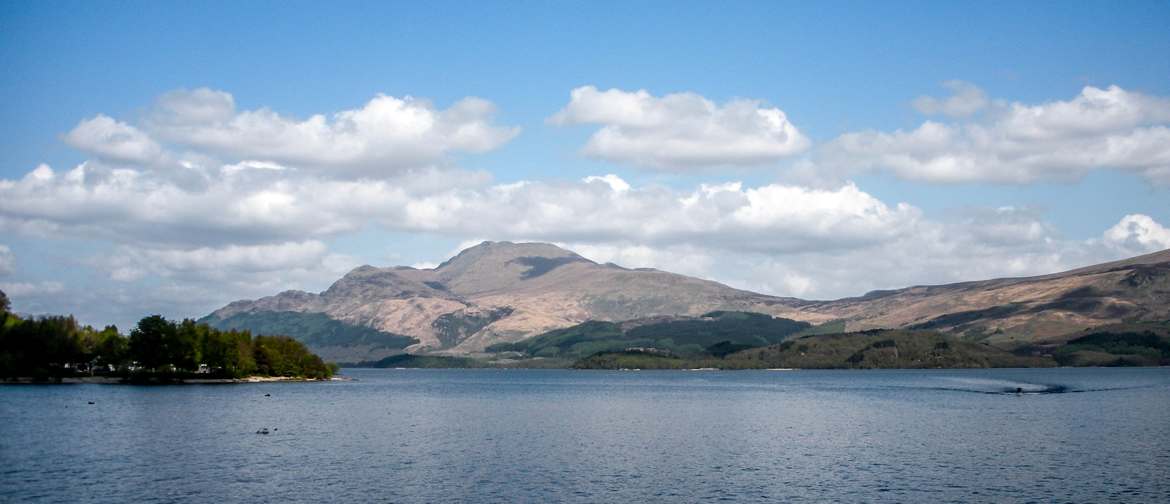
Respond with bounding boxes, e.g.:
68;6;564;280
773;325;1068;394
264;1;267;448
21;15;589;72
2;84;1167;328
65;88;520;178
819;84;1170;184
551;86;809;169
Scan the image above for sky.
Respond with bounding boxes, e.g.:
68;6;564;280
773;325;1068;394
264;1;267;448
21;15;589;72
2;0;1169;330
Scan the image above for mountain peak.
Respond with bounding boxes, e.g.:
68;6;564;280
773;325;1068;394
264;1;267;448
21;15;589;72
436;241;582;270
430;241;594;295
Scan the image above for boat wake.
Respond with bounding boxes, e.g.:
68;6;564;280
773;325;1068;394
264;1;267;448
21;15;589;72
932;377;1068;395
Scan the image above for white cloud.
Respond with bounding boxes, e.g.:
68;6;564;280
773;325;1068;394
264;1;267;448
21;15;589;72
64;115;165;164
142;88;520;176
0;162;394;246
105;240;331;280
0;164;918;255
56;88;519;181
2;156;1166;321
555;212;1161;301
220;160;288;176
87;240;360;325
0;281;64;298
912;80;990;118
1103;214;1170;254
562;242;716;280
393;176;919;254
820;84;1170;184
550;86;809;169
582;174;631;192
6;84;1169;327
0;245;13;275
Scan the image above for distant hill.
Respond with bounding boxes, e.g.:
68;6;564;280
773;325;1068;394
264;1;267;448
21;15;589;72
203;241;1170;359
797;248;1170;345
728;330;1050;369
574;330;1050;370
200;311;417;363
1045;321;1170;366
486;311;811;360
350;353;483;369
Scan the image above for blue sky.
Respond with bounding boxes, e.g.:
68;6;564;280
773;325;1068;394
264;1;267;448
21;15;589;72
2;1;1169;329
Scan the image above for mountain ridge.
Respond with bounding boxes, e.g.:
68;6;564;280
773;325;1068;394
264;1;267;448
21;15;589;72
203;241;1170;360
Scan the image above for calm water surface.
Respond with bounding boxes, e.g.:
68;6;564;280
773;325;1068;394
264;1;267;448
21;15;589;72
2;368;1169;503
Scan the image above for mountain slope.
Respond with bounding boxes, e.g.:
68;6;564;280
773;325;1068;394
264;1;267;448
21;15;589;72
798;248;1170;345
203;241;807;357
203;242;1170;358
487;311;813;359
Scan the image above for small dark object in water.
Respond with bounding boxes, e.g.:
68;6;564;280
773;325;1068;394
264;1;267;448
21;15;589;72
87;401;95;405
1016;387;1023;394
256;427;270;435
264;393;271;397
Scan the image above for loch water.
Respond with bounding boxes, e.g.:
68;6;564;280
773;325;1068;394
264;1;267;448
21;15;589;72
2;367;1169;503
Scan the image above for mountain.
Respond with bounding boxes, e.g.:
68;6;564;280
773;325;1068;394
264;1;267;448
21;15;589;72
202;241;804;360
795;248;1170;345
202;241;1170;360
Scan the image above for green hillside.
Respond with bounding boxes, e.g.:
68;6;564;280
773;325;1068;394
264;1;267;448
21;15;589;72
729;330;1050;369
353;353;484;368
1050;322;1170;366
487;311;812;359
574;329;1050;369
201;311;417;351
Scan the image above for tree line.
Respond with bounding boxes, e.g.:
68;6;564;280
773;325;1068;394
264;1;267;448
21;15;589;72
0;290;336;381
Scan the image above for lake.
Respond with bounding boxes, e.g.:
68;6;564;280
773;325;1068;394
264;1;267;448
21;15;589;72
2;368;1169;502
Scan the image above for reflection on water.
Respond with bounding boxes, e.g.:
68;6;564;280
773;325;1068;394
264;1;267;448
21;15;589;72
2;368;1169;502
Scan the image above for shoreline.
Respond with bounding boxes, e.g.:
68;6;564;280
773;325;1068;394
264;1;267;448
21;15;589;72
1;375;352;385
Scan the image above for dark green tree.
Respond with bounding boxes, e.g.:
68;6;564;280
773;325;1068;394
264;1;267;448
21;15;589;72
0;315;83;379
95;325;128;369
230;330;257;377
130;315;175;371
171;319;203;372
254;335;330;379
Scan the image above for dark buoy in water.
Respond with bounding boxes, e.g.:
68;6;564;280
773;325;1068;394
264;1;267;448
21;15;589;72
1016;387;1023;395
264;393;271;397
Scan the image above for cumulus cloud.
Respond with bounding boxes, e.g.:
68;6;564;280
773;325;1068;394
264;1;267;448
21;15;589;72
7;84;1169;327
912;80;990;117
550;86;809;169
3;158;1166;325
102;240;334;282
60;88;519;179
64;115;165;164
581;174;631;192
0;164;919;254
0;281;65;298
561;212;1166;301
0;162;421;246
820;84;1170;184
386;176;921;254
1102;214;1170;255
81;239;361;327
10;156;1162;301
145;89;519;176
